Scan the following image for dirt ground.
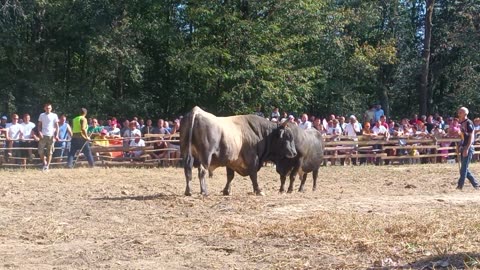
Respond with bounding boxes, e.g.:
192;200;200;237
1;163;480;269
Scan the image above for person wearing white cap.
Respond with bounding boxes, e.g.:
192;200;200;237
344;115;362;137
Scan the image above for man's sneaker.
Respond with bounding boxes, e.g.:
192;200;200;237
42;165;49;172
474;186;480;190
456;186;463;190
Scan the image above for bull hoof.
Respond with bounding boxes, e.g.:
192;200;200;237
222;189;231;196
184;191;192;196
256;191;266;196
312;187;317;192
298;188;306;193
279;189;286;194
287;189;293;194
200;192;208;196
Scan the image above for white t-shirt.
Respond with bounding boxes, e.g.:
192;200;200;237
22;122;36;140
299;121;312;130
38;112;59;136
129;138;145;157
344;122;362;137
7;123;23;140
372;125;388;135
327;126;342;135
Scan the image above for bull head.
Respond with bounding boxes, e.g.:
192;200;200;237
276;123;297;159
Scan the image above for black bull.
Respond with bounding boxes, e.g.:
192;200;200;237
271;122;325;193
180;106;297;196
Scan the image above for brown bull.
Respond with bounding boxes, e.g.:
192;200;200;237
180;106;297;196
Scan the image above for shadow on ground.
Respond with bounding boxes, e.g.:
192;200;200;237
368;253;480;269
91;193;176;201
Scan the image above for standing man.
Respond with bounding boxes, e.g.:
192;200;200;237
54;113;72;160
67;108;95;168
456;107;479;190
38;103;59;171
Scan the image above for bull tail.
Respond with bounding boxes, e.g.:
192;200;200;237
186;110;197;166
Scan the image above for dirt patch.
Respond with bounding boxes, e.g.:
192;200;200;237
1;163;480;269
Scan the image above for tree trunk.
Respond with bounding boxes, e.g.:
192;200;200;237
419;0;435;115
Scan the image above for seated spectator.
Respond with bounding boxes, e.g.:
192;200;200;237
288;115;296;124
372;120;389;138
154;119;170;135
447;118;461;138
87;118;103;138
20;113;36;161
93;129;112;158
123;120;141;148
474;117;480;137
93;129;110;147
271;107;280;120
138;118;145;130
107;120;121;137
141;119;155;136
127;133;146;158
437;116;446;130
361;122;375;138
379;115;388;129
164;121;173;134
338;116;346;133
327;119;341;138
425;115;436;133
0;115;7;129
5;114;23;159
344;115;362;137
298;114;312;130
313;117;326;135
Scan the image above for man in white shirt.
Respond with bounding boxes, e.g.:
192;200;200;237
128;133;146;158
21;113;36;160
38;103;59;171
372;120;388;136
343;115;361;137
298;113;312;130
6;114;23;159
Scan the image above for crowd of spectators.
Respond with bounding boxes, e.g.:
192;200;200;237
257;105;480;140
1;104;480;165
257;105;480;164
0;111;182;164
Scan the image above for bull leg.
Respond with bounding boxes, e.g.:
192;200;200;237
223;167;235;196
298;173;308;192
249;174;264;196
198;165;208;196
287;167;299;193
312;169;319;191
279;175;287;193
183;156;194;196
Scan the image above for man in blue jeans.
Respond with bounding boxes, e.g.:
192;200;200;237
67;108;95;168
456;107;479;190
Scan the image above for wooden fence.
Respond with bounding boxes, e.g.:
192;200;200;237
0;133;479;169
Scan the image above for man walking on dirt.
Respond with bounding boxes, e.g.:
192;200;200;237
38;103;59;172
456;107;479;190
66;108;95;168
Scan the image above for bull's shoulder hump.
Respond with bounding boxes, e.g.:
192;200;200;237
192;106;217;120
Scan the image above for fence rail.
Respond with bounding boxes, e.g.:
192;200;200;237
0;134;479;169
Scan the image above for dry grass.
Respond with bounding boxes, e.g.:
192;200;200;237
1;163;480;269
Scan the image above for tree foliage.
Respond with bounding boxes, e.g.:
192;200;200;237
0;0;478;120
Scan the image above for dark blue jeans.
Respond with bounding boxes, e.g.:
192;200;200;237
67;137;94;168
458;146;479;188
